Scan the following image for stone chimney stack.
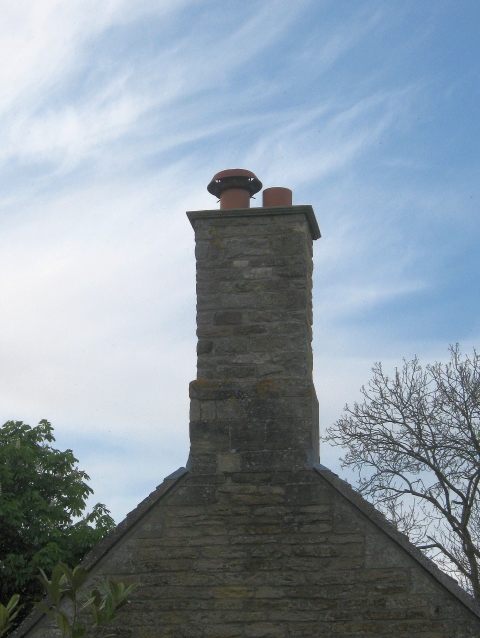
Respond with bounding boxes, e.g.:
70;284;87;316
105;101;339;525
186;169;321;475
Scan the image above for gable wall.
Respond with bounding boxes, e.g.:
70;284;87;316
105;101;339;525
24;470;480;638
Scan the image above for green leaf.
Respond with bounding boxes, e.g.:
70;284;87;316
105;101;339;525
0;607;8;631
52;564;66;587
36;569;52;597
113;581;138;609
59;564;75;588
7;608;23;624
125;582;139;595
43;564;67;605
78;596;96;612
71;619;86;638
110;580;125;600
71;566;88;591
55;611;70;637
31;561;137;638
89;604;99;625
103;593;114;620
90;589;102;608
5;595;20;613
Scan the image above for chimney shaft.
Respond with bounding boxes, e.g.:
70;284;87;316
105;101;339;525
186;172;321;474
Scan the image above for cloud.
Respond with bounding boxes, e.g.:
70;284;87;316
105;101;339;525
0;164;197;429
0;1;479;523
0;0;308;174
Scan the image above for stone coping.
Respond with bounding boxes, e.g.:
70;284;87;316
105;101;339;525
186;205;321;241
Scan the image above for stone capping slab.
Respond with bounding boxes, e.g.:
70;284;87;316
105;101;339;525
186;205;321;241
313;464;480;620
12;467;190;638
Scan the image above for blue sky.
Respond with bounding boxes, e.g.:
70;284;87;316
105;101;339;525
1;1;479;522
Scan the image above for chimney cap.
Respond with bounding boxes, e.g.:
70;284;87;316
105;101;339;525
207;168;262;199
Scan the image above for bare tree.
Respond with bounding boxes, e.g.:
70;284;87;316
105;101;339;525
325;344;480;599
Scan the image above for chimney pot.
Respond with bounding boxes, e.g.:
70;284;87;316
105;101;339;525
262;187;292;207
207;168;262;210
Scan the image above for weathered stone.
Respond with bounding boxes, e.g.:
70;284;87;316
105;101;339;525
214;310;243;325
187;206;319;474
190;207;318;471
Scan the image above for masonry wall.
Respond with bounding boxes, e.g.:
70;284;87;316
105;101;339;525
23;469;480;638
186;206;320;475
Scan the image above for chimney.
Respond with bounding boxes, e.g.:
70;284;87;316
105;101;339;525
187;169;321;474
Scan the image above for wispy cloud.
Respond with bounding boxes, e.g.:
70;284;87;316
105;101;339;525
0;1;478;521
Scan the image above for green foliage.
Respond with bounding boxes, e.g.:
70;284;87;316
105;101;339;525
35;564;138;638
0;420;115;630
0;596;22;638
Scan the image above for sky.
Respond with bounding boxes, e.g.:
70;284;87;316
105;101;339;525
1;0;479;523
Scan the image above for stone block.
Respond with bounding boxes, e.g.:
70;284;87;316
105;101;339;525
186;453;218;474
285;482;332;506
168;485;218;506
204;625;243;638
100;538;137;574
244;622;285;637
223;237;271;259
189;420;229;453
215;364;258;378
196;339;213;354
214;310;243;325
217;452;241;473
213;336;250;355
189;380;246;401
231;324;267;335
240;449;310;473
196;325;232;338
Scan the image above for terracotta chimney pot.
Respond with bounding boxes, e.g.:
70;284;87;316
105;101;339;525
262;187;292;207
